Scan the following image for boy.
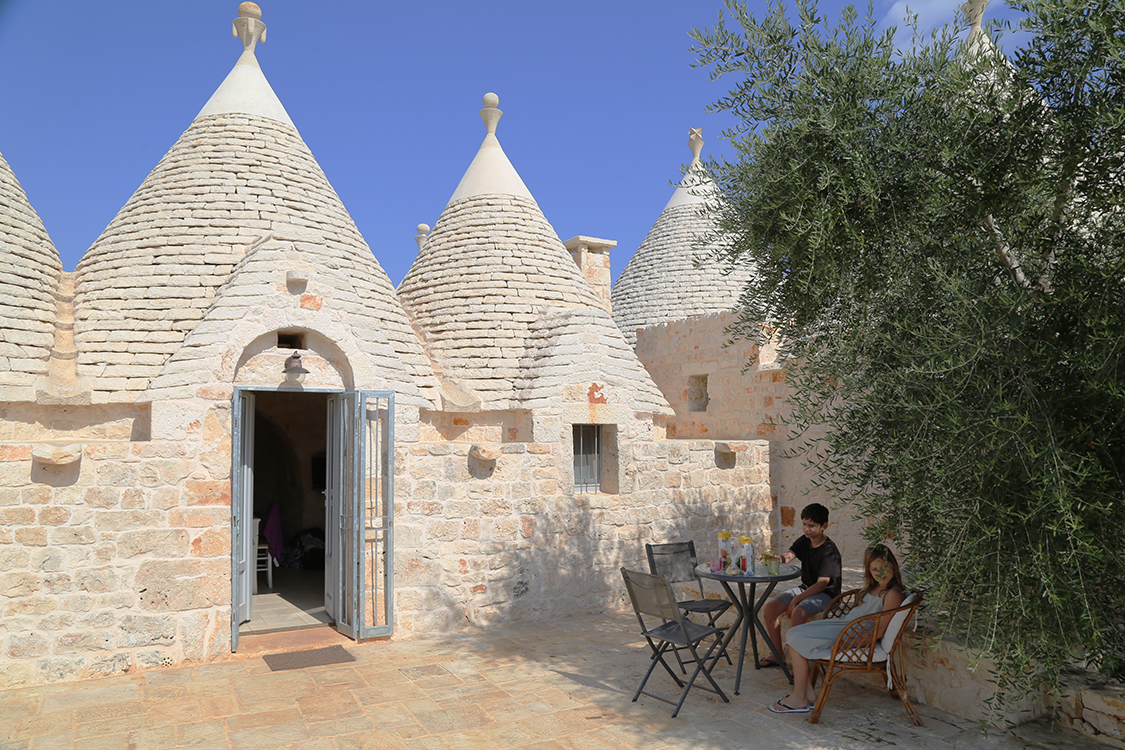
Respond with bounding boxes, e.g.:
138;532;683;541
759;502;842;668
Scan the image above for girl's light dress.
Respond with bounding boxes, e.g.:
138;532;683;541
786;589;897;660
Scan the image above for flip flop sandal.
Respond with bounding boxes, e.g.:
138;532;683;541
759;657;783;668
777;697;815;710
769;700;811;714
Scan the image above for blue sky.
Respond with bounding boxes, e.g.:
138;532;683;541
0;0;1019;283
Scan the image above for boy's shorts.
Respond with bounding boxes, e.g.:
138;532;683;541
774;587;832;616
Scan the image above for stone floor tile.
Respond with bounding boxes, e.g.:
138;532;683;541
40;683;141;714
142;683;191;703
478;718;542;748
307;715;375;738
363;702;421;730
70;701;147;724
28;732;70;750
403;737;449;750
149;698;202;727
334;729;412;750
174;719;229;747
557;732;646;750
190;662;248;681
0;699;38;725
399;664;455;681
122;725;177;750
198;695;240;720
182;678;235;699
232;671;317;703
285;739;337;750
473;695;556;723
298;692;365;723
310;669;370;692
425;681;510;708
225;707;298;732
390;723;428;740
228;720;309;750
433;727;502;749
411;704;492;734
232;696;298;714
72;713;153;739
398;696;442;715
69;732;130;750
142;669;194;687
354;682;428;707
8;710;73;741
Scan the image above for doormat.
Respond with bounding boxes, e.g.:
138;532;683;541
263;645;356;672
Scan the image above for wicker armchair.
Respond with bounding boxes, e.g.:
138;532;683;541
808;590;924;725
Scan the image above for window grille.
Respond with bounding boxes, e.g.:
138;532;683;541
573;424;601;493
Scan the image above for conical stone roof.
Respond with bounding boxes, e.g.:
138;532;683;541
611;130;751;348
73;3;435;403
397;94;670;414
0;151;62;398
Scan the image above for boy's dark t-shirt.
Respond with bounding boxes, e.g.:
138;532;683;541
789;535;842;599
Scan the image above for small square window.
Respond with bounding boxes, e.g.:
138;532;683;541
688;374;709;412
278;332;305;350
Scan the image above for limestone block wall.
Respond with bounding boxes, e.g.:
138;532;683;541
635;312;867;563
0;400;234;689
391;407;772;633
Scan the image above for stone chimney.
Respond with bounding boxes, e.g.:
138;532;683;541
564;235;615;313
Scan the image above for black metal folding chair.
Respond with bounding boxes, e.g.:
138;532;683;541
645;541;733;666
621;567;730;717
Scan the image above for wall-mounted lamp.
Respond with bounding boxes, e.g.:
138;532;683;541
283;351;309;383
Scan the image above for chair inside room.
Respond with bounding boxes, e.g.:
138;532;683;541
620;567;730;718
808;590;924;725
645;541;733;655
252;518;272;594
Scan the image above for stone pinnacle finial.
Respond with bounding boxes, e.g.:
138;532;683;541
688;128;704;165
961;0;988;36
480;93;502;137
414;223;431;251
233;2;267;53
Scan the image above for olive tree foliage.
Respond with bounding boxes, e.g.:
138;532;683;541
692;0;1125;703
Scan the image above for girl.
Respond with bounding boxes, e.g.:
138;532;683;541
768;544;906;714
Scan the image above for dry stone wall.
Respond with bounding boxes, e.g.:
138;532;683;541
635;312;867;562
1;391;771;690
392;408;772;632
0;404;233;689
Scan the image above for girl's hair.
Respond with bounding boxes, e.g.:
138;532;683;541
860;544;904;597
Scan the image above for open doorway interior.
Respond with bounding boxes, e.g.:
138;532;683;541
240;390;332;634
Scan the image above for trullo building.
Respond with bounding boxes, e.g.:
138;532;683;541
0;3;840;689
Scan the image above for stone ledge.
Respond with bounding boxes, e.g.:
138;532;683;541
31;443;83;466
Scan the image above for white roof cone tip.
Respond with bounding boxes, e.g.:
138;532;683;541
664;127;714;210
196;2;295;127
962;0;988;37
447;93;534;205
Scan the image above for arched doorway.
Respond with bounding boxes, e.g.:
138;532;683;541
231;388;394;651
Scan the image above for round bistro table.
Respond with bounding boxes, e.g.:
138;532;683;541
696;562;801;693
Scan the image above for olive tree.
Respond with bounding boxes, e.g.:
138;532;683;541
692;0;1125;706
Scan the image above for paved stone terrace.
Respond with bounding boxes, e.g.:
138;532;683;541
0;613;1096;750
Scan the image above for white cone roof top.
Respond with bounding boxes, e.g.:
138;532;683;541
663;128;715;210
196;2;294;127
447;93;534;205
